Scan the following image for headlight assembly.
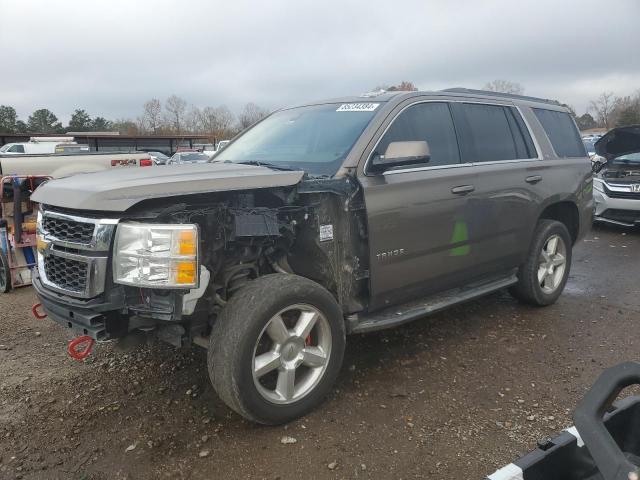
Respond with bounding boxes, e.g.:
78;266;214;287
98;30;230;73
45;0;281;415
113;223;199;288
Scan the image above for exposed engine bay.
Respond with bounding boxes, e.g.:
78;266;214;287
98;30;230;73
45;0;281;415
35;177;370;348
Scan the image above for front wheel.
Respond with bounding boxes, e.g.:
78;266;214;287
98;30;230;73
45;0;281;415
509;219;572;306
208;274;346;424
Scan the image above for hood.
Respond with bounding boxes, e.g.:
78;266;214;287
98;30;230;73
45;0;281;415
31;162;304;212
595;125;640;160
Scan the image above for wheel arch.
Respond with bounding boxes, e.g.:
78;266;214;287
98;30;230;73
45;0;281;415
538;200;580;245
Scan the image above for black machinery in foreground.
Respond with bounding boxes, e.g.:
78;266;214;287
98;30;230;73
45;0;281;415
488;362;640;480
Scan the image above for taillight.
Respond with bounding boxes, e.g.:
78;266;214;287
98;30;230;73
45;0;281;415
140;158;153;167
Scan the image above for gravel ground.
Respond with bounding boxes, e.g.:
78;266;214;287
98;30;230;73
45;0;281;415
0;225;638;480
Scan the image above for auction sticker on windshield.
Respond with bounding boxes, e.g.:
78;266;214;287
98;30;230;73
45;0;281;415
336;103;379;112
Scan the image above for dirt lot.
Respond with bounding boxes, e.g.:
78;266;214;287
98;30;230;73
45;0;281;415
1;225;639;480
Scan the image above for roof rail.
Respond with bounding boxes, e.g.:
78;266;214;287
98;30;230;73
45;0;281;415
442;88;560;106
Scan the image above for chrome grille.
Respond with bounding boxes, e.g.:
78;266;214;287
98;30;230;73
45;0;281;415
38;210;118;298
43;216;95;244
43;255;88;294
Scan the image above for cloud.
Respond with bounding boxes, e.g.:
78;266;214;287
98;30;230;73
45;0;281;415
1;0;638;122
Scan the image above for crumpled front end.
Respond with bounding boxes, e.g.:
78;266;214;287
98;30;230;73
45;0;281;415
33;207;209;345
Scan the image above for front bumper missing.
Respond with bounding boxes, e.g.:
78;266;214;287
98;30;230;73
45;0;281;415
32;265;210;342
32;272;125;340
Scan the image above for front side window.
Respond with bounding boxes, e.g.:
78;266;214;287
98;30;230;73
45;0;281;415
215;103;379;176
533;108;586;158
458;103;535;162
373;102;460;168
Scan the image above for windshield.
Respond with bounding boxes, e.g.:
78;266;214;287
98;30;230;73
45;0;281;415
0;144;11;152
214;103;380;176
613;152;640;164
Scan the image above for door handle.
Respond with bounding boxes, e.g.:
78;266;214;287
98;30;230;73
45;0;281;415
451;185;475;195
525;175;542;184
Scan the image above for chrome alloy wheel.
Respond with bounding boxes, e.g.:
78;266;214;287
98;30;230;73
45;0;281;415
252;304;332;404
538;234;567;294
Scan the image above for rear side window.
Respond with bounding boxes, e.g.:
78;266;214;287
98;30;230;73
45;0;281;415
456;103;536;162
533;108;586;158
374;102;460;167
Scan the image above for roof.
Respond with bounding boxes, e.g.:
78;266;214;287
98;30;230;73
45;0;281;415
441;88;560;106
288;88;565;111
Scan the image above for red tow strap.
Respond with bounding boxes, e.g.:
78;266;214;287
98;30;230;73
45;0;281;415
67;336;95;361
31;303;47;320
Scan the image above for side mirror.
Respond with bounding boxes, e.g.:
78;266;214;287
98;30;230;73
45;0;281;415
371;141;431;172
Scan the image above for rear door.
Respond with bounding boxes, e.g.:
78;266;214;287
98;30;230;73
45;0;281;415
358;100;481;310
450;101;541;276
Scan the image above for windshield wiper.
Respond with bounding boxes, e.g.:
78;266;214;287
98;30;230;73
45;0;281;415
234;160;297;171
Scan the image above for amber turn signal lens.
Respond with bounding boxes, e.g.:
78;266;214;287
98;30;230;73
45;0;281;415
178;230;197;255
176;261;197;285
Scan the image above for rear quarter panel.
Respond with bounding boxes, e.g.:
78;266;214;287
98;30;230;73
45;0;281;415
518;105;594;245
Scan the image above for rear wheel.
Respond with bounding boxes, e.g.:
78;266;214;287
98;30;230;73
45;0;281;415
0;250;10;293
208;274;346;424
509;220;572;306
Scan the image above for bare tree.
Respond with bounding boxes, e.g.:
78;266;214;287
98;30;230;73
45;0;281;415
135;115;147;134
184;105;203;134
214;106;236;138
483;79;525;95
165;95;187;134
201;106;237;140
200;107;218;138
589;92;616;129
111;118;139;136
387;81;418;92
374;81;418;92
143;98;162;134
611;94;640;127
238;103;269;130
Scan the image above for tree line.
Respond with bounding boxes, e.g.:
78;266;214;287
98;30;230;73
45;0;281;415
0;96;270;140
2;82;639;138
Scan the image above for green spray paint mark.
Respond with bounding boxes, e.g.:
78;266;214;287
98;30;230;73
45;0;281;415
449;220;470;256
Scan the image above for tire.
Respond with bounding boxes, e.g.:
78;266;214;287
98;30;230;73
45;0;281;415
208;273;346;425
509;219;572;306
0;250;10;293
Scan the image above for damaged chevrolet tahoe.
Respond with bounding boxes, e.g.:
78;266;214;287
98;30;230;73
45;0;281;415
31;89;593;424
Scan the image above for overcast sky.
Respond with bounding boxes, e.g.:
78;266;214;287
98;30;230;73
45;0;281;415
1;0;639;123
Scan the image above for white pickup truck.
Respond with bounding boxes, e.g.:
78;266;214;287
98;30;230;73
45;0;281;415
0;151;154;178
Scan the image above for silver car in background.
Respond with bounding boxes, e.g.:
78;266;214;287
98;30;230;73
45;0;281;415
593;126;640;226
167;151;211;165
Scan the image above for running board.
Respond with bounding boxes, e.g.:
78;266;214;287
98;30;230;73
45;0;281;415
349;273;518;334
